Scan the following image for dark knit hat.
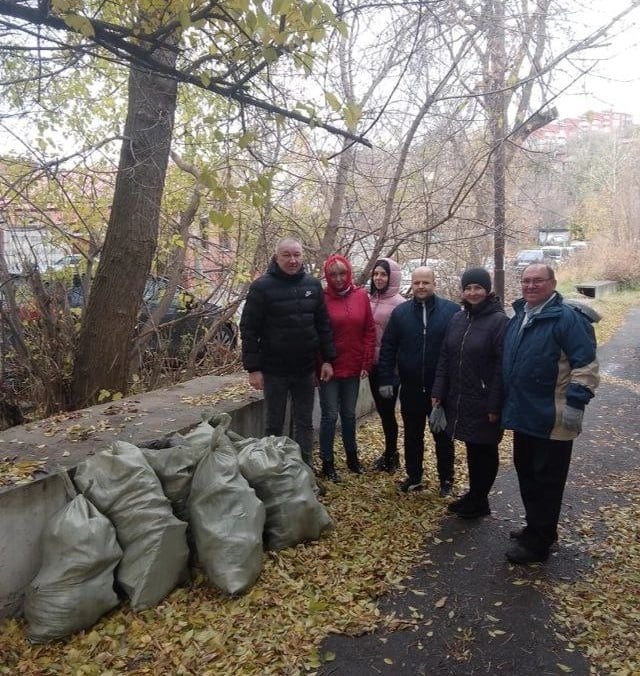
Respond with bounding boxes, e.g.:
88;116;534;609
461;267;492;293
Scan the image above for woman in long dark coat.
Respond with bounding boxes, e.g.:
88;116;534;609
431;268;507;518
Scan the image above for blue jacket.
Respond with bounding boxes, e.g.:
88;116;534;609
378;295;459;395
502;293;599;440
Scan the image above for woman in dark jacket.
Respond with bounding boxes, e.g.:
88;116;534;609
431;268;507;518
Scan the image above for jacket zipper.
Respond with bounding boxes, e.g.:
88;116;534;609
452;313;473;437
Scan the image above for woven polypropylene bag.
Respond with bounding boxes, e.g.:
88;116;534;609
235;435;332;550
74;441;189;610
24;493;122;643
188;426;265;595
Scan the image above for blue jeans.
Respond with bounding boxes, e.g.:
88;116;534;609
263;371;316;466
319;377;360;463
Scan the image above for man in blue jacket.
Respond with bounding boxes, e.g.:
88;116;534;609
502;263;599;564
378;266;459;494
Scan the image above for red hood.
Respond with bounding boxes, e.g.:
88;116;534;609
323;254;354;296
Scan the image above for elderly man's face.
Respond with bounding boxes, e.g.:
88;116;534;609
520;264;556;306
275;242;303;275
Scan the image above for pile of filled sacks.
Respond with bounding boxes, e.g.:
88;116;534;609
23;412;332;643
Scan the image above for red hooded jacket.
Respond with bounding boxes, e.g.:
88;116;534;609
323;254;376;378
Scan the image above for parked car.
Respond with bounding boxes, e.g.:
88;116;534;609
541;245;568;264
48;254;84;271
514;249;546;271
570;240;588;252
66;275;238;358
138;276;238;356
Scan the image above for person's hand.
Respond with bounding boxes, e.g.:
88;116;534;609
378;385;394;399
319;362;333;382
248;371;264;390
429;405;447;433
360;370;368;379
488;413;499;423
562;405;584;433
431;397;441;407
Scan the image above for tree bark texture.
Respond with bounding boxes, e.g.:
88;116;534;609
71;50;178;407
488;0;507;300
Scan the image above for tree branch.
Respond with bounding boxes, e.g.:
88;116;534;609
0;0;373;147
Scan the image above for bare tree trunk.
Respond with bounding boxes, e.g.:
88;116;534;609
489;0;507;299
70;47;178;407
320;142;355;260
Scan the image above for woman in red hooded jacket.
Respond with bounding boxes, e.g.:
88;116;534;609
320;254;376;482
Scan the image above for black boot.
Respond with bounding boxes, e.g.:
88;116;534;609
346;451;363;474
322;460;340;483
386;452;400;473
372;454;388;471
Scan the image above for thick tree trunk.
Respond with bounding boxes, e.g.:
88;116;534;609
70;49;178;407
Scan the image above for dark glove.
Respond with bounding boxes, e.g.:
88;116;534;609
562;405;584;433
378;385;394;399
429;404;447;433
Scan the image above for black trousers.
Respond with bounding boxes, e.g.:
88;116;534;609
513;431;573;554
466;442;499;504
368;369;399;457
401;392;454;486
263;372;316;466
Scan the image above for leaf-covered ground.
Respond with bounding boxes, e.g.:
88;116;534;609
552;474;640;675
1;292;638;674
0;427;472;676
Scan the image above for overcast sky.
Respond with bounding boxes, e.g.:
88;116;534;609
555;1;640;120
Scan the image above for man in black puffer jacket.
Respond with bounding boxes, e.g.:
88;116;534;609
240;238;336;467
378;266;459;494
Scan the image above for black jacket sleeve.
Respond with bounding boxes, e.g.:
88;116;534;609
314;288;336;363
239;282;266;372
377;308;400;385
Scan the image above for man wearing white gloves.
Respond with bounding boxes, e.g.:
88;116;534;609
502;264;600;564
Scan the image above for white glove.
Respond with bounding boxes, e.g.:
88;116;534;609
562;405;584;433
378;385;394;399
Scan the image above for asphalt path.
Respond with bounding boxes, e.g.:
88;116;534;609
319;306;640;675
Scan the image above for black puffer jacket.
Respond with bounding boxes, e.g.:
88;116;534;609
240;259;336;376
432;295;507;444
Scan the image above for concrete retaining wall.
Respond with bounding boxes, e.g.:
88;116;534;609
575;280;618;298
0;375;374;619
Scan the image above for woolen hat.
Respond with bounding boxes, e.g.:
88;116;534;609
461;267;492;293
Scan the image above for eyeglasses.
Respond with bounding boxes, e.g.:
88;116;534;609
521;278;551;287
